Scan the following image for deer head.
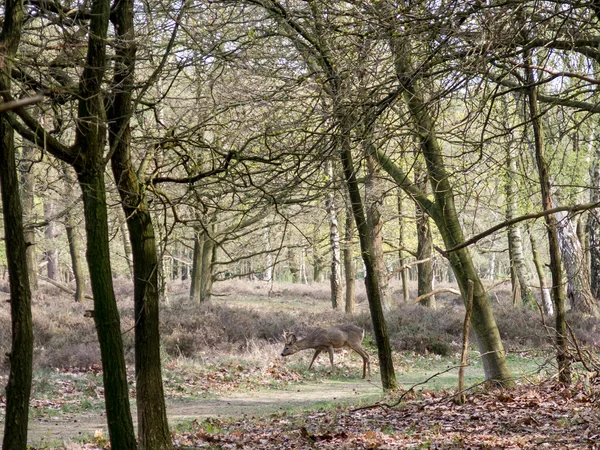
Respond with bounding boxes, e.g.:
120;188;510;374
281;331;298;356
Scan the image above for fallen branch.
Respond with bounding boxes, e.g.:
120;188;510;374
39;275;92;301
413;288;460;304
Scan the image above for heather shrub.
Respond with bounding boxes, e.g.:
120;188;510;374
565;311;600;347
491;303;550;350
360;303;464;356
3;278;598;375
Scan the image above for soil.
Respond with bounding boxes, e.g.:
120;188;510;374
26;378;383;447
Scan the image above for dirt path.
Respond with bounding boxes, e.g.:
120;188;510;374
26;379;383;447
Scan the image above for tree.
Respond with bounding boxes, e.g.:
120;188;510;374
108;0;173;445
19;139;38;291
324;160;342;309
522;48;571;383
61;164;86;303
245;0;398;390
6;0;138;445
414;155;435;308
0;1;34;447
371;1;513;385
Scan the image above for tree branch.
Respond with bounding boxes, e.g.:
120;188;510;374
444;202;600;255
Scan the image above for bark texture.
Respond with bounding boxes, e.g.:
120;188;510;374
505;149;533;306
414;157;435;308
62;164;85;303
73;0;137;445
19;142;38;291
0;1;34;447
108;0;172;445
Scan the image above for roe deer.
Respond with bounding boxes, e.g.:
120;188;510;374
281;324;371;379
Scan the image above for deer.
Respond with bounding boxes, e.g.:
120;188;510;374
281;324;371;379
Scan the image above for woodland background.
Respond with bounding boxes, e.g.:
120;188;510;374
1;0;600;449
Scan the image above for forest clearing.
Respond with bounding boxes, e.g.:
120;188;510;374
1;280;599;448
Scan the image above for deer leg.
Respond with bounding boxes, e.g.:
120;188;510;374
350;345;371;379
308;350;321;370
327;347;335;368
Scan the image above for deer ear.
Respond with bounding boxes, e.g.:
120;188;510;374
290;334;297;344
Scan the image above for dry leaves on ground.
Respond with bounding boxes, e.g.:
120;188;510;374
174;382;600;449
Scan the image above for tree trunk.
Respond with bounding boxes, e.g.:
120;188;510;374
397;189;410;302
199;231;215;301
524;57;571;383
589;144;600;299
378;18;512;385
338;107;397;391
76;168;136;449
117;210;134;279
0;117;34;450
365;153;392;310
324;160;342;309
62;163;85;303
108;0;172;445
414;157;435;308
554;209;598;315
190;226;203;302
505;148;533;306
529;228;554;316
19;141;38;291
74;0;137;446
344;206;356;314
43;199;60;281
0;2;34;447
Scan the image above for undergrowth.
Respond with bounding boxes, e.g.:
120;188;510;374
0;278;596;372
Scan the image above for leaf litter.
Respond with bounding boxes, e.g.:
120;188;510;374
173;381;599;449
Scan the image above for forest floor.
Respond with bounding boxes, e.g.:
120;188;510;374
18;356;600;449
25;377;382;447
22;374;600;449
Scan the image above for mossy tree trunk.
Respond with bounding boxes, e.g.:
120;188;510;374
108;0;172;446
19;141;38;291
0;2;34;448
338;108;397;390
414;157;435;308
375;5;513;385
523;54;571;383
